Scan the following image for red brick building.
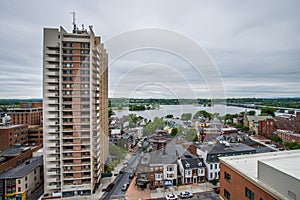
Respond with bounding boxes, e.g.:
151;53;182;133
277;129;300;144
220;150;300;200
0;145;42;172
258;118;275;138
7;102;42;126
28;125;43;145
0;124;28;150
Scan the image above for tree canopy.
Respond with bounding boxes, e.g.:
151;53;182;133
181;113;192;121
260;106;276;117
143;117;164;136
185;128;198;142
193;110;212;120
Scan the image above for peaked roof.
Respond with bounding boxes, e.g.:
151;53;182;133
0;156;43;179
180;157;205;169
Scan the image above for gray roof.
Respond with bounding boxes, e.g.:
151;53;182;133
245;115;273;122
0;124;26;129
0;145;36;157
181;157;205;169
199;143;256;163
149;142;195;165
0;156;43;179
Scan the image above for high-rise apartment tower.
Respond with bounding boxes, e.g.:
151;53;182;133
43;26;108;198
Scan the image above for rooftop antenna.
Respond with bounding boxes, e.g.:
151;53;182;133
70;11;76;31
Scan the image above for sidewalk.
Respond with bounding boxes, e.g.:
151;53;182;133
151;182;215;199
126;181;216;200
94;153;133;200
125;177;151;200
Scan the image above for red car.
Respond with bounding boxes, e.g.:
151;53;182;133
105;183;115;192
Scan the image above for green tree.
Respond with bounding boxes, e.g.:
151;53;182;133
270;135;283;144
185;128;197;142
171;128;178;136
128;113;139;128
260;106;276;117
177;125;183;136
181;113;192;121
224;114;234;124
143;117;164;136
284;141;300;150
109;144;127;162
193;110;212;120
165;114;174;118
248;110;256;116
108;108;115;117
193;134;199;142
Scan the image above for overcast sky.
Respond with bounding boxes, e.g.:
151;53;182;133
0;0;299;99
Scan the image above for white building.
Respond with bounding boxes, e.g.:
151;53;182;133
197;142;256;181
178;157;205;184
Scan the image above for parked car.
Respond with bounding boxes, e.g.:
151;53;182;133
129;173;135;179
166;193;178;200
105;183;115;192
180;191;193;198
119;168;125;174
213;187;220;194
121;182;129;191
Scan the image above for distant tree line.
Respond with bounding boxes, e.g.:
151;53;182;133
227;98;300;109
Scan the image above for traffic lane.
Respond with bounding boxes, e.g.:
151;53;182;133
102;151;142;200
27;185;44;200
101;173;123;200
111;172;131;196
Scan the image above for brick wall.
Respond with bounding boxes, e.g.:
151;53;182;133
220;162;277;200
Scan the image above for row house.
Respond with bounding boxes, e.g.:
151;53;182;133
178;157;205;184
277;129;300;144
136;142;192;190
197;142;256;181
0;156;43;200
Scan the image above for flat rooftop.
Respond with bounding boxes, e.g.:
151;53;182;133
0;156;42;179
0;145;36;157
220;149;300;181
0;124;25;129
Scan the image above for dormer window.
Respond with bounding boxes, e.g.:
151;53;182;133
185;163;190;168
198;162;202;167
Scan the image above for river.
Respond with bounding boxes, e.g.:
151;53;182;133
114;104;261;121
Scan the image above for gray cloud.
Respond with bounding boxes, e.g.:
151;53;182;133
0;0;299;98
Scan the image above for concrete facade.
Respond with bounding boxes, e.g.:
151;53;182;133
43;26;108;199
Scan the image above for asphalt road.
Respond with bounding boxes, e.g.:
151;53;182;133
102;150;141;200
27;184;44;200
153;191;220;200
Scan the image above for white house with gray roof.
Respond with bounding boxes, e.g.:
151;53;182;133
197;142;256;181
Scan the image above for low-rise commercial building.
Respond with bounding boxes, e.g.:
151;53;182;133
0;124;28;150
8;102;42;126
220;150;300;200
0;156;43;200
277;129;300;144
0;145;42;173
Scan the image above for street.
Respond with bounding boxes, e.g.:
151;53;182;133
101;150;141;200
152;191;220;200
